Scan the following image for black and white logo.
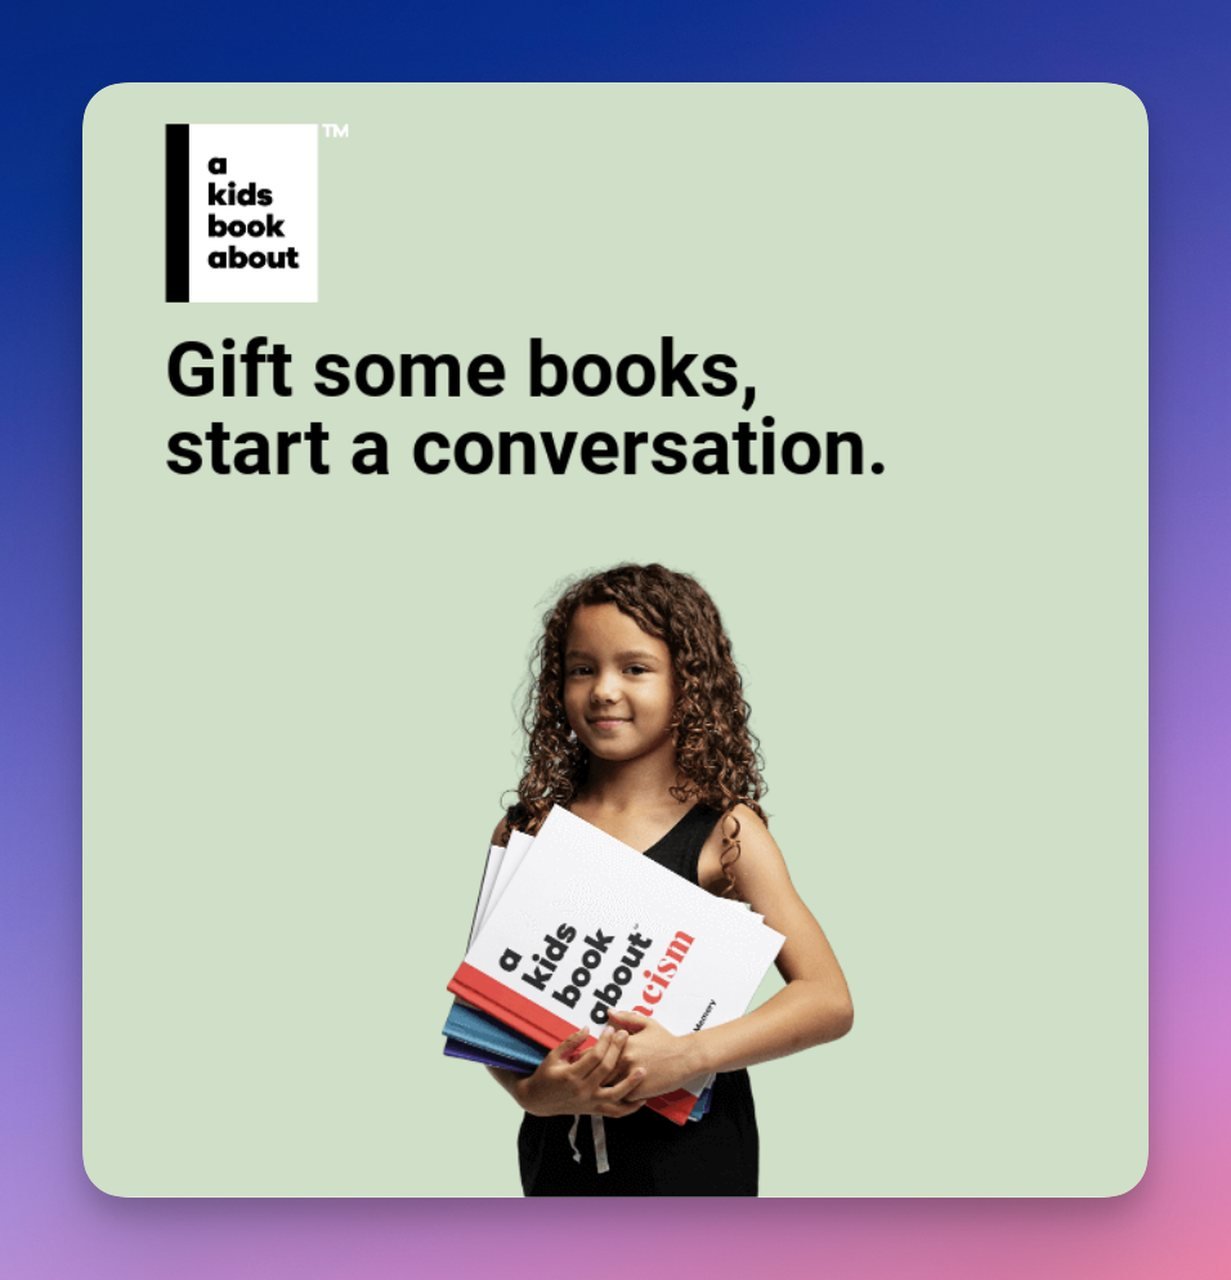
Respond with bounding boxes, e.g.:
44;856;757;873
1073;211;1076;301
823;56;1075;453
165;123;318;303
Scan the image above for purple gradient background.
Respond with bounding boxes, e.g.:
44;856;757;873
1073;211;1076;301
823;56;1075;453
3;2;1227;1276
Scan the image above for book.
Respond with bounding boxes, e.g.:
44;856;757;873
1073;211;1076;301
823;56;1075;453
447;805;784;1125
444;1000;544;1068
443;1038;532;1073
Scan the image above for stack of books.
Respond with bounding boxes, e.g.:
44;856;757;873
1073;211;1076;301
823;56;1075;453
443;805;785;1124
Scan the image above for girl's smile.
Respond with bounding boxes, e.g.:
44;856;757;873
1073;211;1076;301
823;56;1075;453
564;604;676;764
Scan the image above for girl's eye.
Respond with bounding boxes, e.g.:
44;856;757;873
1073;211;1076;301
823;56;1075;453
625;665;648;675
567;665;592;676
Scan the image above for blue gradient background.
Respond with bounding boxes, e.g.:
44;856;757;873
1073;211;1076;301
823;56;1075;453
3;3;1225;1275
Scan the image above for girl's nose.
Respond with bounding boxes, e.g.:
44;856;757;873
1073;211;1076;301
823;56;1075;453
591;669;619;703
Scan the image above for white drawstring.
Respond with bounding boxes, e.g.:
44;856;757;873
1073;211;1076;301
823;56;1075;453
566;1114;611;1174
591;1115;610;1173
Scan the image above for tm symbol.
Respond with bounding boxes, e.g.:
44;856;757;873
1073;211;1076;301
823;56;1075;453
321;123;349;139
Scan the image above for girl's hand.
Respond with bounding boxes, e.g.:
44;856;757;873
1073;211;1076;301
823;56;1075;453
514;1026;647;1119
605;1011;703;1100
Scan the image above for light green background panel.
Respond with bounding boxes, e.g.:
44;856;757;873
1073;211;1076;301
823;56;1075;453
83;85;1146;1196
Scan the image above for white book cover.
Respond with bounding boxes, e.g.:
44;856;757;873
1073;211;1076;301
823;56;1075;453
467;844;506;949
452;832;530;1015
485;828;534;920
448;805;784;1124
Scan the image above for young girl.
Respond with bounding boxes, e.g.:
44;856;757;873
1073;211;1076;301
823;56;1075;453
487;563;853;1196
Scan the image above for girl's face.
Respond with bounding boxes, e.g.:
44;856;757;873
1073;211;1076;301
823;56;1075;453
563;603;677;766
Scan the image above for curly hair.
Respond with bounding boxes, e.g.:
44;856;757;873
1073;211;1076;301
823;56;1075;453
502;563;767;897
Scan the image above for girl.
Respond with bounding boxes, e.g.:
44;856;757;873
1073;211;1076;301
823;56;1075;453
487;563;853;1196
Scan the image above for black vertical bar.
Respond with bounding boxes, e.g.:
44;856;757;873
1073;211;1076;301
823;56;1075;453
165;124;189;302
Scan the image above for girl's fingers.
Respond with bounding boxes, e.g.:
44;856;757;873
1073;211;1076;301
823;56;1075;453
600;1097;646;1118
548;1027;589;1062
582;1027;627;1079
573;1027;612;1076
606;1010;649;1032
601;1066;646;1101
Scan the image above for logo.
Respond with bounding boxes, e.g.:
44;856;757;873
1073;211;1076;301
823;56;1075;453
165;123;318;303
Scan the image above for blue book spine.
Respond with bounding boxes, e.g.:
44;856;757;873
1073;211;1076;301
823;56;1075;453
443;1037;532;1073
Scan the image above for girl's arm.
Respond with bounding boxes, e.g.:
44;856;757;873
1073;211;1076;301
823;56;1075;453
610;805;854;1098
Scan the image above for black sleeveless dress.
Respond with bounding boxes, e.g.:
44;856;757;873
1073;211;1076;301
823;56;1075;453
517;804;760;1196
